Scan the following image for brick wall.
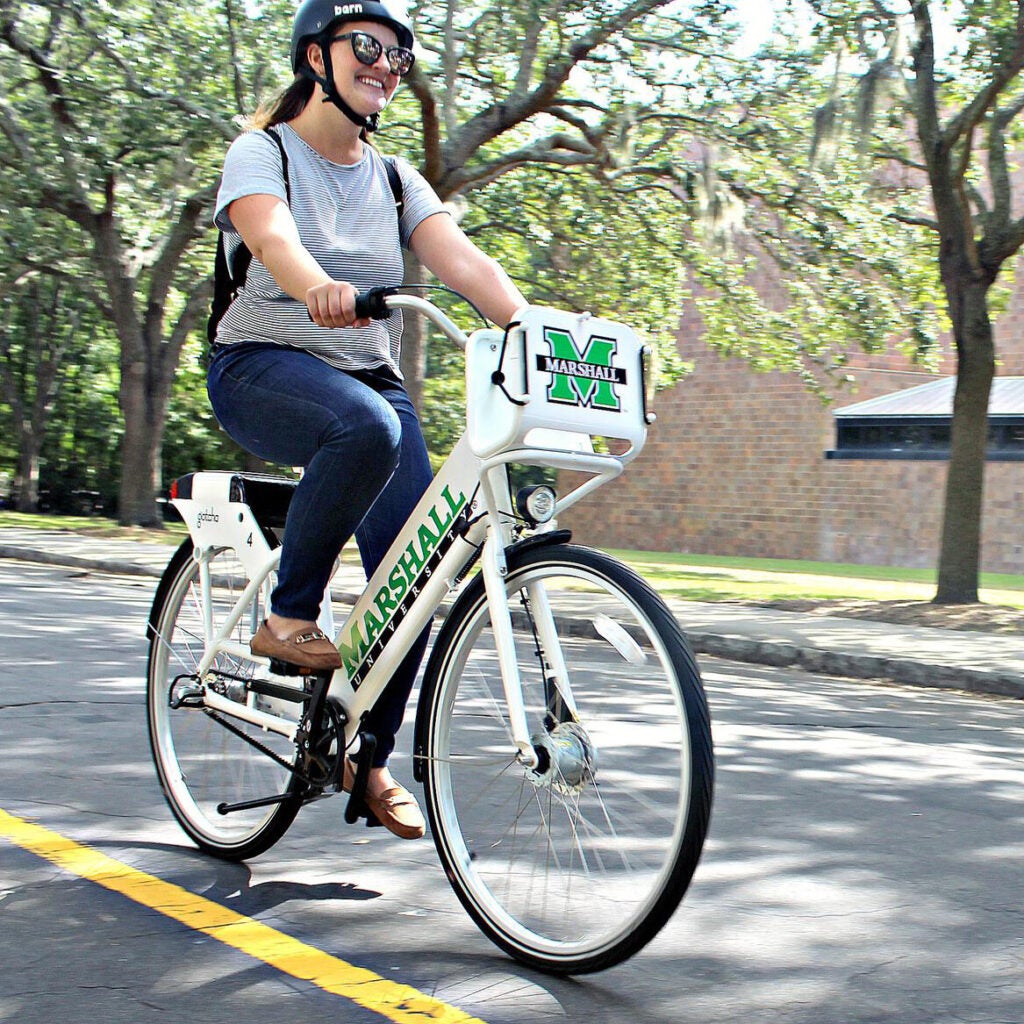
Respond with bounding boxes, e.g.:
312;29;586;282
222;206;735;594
559;276;1024;573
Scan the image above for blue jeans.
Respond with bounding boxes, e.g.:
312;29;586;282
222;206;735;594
207;342;434;765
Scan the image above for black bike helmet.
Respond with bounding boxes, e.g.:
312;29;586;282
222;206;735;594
291;0;414;73
291;0;414;131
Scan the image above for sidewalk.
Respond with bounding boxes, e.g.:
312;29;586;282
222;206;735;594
2;527;1022;700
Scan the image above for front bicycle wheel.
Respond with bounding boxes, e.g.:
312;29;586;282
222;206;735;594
419;542;714;974
146;539;304;860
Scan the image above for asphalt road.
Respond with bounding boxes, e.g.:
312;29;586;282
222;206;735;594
1;561;1023;1024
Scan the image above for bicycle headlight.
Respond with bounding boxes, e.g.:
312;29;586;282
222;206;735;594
516;484;557;526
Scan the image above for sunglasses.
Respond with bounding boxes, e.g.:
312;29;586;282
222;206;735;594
330;31;415;77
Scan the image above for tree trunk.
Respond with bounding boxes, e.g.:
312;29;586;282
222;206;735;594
934;280;995;604
117;328;174;527
400;251;427;414
118;373;164;526
2;283;68;514
13;433;42;512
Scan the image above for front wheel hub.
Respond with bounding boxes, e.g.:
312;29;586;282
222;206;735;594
528;722;597;793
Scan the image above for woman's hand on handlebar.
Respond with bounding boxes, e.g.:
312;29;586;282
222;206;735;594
305;280;372;329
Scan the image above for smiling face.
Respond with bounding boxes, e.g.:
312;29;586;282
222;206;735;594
326;20;401;118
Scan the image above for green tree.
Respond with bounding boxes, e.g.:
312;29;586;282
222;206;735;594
900;0;1024;601
808;1;1022;603
386;0;733;409
0;271;79;510
659;1;1024;603
0;0;730;519
0;0;292;524
38;324;122;514
0;191;111;511
414;163;692;460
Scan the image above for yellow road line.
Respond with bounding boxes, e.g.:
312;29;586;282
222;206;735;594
0;808;488;1024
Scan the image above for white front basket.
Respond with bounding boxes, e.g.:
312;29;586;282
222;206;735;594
465;306;652;461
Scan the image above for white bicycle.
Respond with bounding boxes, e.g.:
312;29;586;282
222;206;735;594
146;289;714;974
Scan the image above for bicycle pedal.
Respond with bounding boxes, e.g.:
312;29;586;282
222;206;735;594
342;792;383;828
343;791;366;825
169;684;205;710
342;733;378;826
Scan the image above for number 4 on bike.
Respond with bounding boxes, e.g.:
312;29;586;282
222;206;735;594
146;290;714;975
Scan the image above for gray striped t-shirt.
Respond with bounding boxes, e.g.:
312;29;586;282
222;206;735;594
213;124;447;377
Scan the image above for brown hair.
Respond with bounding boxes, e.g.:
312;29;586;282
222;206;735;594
247;68;374;143
249;77;316;129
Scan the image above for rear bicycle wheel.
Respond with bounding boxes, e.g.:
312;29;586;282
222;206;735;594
146;539;304;860
419;542;714;974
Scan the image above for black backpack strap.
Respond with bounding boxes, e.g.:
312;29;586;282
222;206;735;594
265;125;290;204
382;155;405;219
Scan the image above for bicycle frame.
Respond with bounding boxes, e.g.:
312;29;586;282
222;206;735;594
168;296;654;768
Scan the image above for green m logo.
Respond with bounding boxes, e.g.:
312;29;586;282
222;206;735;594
537;328;627;411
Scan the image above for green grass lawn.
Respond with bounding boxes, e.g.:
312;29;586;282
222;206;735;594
3;509;1022;609
610;549;1024;609
0;510;187;545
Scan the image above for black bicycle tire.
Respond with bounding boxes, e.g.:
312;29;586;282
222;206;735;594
418;542;714;974
146;538;304;861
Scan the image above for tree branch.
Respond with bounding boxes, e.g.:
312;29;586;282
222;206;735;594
987;90;1024;230
146;182;219;319
0;11;78;131
940;2;1024;149
61;0;238;140
442;134;601;193
0;262;112;319
910;1;942;164
222;0;248;117
437;0;675;186
892;212;939;231
404;67;444;183
1000;214;1024;260
161;277;214;381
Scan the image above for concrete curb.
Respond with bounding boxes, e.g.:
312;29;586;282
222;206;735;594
686;631;1024;699
4;544;1023;701
0;546;163;578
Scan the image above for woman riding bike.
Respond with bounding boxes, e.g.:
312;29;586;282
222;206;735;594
207;0;526;840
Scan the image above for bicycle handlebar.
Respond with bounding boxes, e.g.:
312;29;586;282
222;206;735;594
354;287;470;349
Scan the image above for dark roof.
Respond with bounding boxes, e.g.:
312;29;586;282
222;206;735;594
834;377;1024;418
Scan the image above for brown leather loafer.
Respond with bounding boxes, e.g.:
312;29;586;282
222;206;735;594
250;620;342;671
365;785;426;840
342;760;425;840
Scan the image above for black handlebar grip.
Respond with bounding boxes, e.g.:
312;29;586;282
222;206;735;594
354;287;396;320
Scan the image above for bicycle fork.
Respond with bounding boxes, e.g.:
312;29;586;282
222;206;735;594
479;532;580;773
